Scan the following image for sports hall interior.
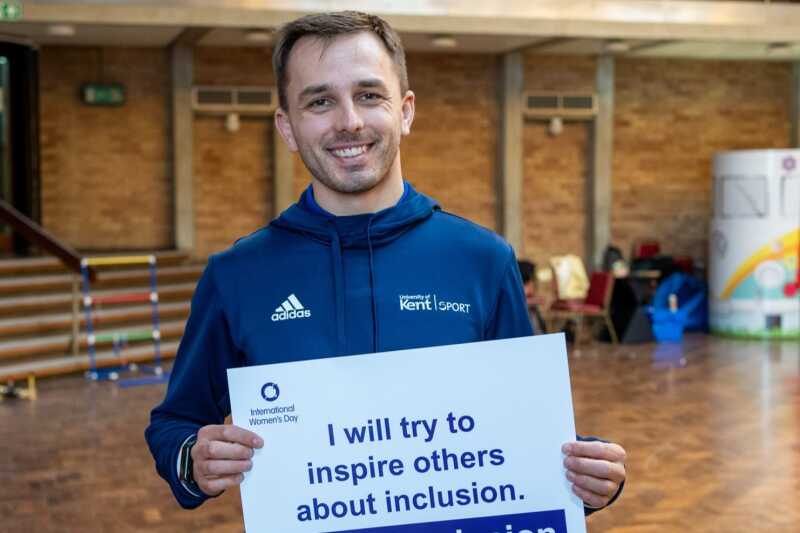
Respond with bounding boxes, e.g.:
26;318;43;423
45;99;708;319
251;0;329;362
0;1;798;532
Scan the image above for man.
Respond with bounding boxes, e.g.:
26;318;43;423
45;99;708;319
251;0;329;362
146;11;625;516
517;259;548;334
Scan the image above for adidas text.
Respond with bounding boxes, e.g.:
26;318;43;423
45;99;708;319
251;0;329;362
271;309;311;322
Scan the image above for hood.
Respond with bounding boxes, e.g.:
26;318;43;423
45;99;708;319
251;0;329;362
269;181;439;356
270;182;439;248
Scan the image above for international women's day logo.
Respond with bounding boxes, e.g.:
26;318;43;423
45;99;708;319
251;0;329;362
261;382;280;402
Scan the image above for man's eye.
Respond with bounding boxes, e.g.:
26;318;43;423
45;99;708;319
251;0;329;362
308;98;331;109
360;92;383;102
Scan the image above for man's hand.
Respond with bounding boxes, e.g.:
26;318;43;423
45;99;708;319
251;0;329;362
192;424;264;496
562;440;626;509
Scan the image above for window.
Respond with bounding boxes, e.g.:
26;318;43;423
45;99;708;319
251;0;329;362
782;175;799;217
718;176;768;218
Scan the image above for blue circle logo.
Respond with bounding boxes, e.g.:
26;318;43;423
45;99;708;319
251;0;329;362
261;382;280;402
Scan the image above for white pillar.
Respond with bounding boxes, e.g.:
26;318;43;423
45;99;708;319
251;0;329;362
497;52;524;253
170;43;194;251
589;55;614;270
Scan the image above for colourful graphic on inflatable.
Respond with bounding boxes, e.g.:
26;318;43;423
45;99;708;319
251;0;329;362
710;149;800;339
721;229;799;301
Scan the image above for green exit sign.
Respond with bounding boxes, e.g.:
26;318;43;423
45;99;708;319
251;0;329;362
0;1;22;21
81;84;126;107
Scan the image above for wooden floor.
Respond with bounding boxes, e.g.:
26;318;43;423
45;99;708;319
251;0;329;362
1;334;798;532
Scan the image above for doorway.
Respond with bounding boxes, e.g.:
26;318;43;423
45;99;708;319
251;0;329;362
0;41;40;256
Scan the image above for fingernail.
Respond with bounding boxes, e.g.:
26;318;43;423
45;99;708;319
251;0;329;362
245;461;253;471
253;437;263;448
566;471;575;481
562;443;572;454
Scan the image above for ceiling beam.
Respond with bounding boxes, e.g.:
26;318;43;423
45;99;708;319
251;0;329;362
167;27;212;48
19;1;800;42
627;39;678;54
519;37;577;54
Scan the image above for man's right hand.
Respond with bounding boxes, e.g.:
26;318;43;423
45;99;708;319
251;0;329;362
191;424;264;496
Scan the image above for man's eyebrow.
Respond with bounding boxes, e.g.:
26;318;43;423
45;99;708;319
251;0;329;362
357;78;389;90
297;83;330;101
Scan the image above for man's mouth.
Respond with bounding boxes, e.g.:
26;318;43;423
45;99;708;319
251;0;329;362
328;143;373;159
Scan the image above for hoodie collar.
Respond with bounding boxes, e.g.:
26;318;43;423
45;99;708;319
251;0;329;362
271;181;438;248
303;182;410;219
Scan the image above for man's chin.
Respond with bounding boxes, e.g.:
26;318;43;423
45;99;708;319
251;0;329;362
319;173;382;195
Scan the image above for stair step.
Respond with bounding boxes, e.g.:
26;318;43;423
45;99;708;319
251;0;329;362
0;250;192;277
0;250;198;385
0;282;197;318
0;319;186;361
0;301;190;339
0;264;204;296
0;340;180;381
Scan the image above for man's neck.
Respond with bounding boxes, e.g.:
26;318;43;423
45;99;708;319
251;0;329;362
312;170;405;216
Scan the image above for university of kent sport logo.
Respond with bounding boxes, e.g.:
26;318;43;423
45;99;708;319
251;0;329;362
399;293;471;314
271;294;311;322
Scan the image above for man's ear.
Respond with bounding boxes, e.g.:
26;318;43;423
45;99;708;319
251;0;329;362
400;90;415;136
274;108;298;152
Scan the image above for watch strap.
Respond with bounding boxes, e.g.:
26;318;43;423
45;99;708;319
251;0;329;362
179;434;200;491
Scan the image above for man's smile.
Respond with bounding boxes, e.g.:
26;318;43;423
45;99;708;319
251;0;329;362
327;142;375;160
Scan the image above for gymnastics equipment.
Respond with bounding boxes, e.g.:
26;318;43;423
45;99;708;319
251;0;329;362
80;255;168;384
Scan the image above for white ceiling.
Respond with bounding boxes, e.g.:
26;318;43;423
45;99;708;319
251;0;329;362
0;22;184;47
2;21;800;61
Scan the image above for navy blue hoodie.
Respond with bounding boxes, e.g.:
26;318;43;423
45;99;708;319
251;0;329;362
145;183;533;509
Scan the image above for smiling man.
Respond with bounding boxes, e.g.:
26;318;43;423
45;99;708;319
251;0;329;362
274;17;413;215
146;11;625;517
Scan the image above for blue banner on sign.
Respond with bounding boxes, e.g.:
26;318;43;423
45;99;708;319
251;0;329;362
324;509;567;533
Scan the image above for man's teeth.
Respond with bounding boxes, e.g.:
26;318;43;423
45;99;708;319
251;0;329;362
332;145;368;158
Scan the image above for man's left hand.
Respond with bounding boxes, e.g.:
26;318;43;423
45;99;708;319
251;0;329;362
562;440;626;509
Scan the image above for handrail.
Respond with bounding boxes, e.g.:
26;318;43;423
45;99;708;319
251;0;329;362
0;199;95;281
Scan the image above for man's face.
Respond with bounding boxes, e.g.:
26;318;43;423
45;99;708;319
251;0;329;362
275;32;414;195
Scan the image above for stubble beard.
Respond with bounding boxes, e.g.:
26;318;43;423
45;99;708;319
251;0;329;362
298;129;400;195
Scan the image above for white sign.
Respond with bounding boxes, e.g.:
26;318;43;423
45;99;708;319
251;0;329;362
228;334;586;533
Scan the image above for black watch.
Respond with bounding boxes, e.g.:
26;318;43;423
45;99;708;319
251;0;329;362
179;435;199;490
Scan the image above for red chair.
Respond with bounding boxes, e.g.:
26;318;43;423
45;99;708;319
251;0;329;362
549;271;618;344
633;240;660;259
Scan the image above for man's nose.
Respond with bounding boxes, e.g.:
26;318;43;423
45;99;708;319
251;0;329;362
335;101;364;132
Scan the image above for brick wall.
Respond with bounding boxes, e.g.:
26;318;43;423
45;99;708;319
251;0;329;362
613;58;791;264
402;53;499;231
36;46;793;268
518;55;790;271
39;46;171;250
193;47;274;258
522;55;596;266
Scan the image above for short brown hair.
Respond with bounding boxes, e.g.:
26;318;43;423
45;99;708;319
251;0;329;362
272;11;408;110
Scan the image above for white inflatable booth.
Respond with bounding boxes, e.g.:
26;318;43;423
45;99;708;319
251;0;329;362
710;150;799;339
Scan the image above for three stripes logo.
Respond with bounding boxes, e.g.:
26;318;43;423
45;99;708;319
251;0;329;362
271;294;311;322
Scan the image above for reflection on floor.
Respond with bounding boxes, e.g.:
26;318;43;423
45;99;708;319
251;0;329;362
1;334;797;532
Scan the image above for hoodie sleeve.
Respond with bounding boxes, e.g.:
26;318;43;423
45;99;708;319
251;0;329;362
577;435;625;516
484;248;535;340
144;257;243;509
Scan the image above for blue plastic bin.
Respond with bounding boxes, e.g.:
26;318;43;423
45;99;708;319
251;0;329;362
649;309;686;342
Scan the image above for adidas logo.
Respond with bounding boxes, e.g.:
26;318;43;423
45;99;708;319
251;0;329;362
271;294;312;322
